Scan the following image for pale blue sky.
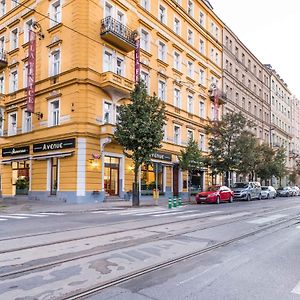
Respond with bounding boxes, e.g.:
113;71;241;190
212;0;300;98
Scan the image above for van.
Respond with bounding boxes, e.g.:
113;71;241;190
231;181;262;201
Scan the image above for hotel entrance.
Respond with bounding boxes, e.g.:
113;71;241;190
12;160;30;195
104;156;120;196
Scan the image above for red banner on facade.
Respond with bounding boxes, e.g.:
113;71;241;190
27;30;36;113
134;38;140;83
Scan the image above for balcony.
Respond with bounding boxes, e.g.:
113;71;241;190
0;51;8;69
99;71;134;98
100;17;137;52
208;90;227;105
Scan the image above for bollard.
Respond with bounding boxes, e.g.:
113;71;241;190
178;197;182;206
173;197;177;208
168;197;172;209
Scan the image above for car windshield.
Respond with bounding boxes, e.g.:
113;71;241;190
232;183;248;188
261;187;268;190
277;187;283;190
207;186;220;192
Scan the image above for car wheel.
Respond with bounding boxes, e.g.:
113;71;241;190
258;193;262;200
229;196;233;203
216;196;220;204
247;194;251;201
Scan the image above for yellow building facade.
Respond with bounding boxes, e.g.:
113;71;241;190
0;0;224;203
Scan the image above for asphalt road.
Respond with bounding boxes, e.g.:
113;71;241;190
0;196;300;300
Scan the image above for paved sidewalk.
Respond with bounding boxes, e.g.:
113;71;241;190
0;196;193;214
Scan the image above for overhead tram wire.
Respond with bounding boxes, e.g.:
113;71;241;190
11;0;219;97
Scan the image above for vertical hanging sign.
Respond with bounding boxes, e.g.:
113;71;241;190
27;30;36;113
134;37;140;83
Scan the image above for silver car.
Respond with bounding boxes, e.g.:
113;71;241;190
291;186;300;196
261;186;276;199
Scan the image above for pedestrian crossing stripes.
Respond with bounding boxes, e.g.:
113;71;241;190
292;280;300;295
0;212;66;222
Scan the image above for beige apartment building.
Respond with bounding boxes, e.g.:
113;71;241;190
0;0;225;202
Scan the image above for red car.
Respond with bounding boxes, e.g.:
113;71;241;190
195;185;234;204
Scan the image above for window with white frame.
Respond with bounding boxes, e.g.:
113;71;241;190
187;61;193;78
50;49;60;76
23;63;28;88
199;11;205;26
199;39;204;54
199;133;205;150
140;29;149;51
140;71;149;92
174;88;181;108
103;101;112;123
0;73;4;94
174;17;180;35
49;100;60;126
199;69;205;85
24;19;33;43
174;125;181;144
8;111;17;136
103;49;113;72
187;129;193;141
187;95;193;113
50;0;62;27
0;36;5;53
116;56;124;75
0;108;4;136
159;4;166;23
173;51;180;70
187;0;193;16
199;101;205;118
141;0;150;10
158;80;166;101
210;48;214;61
187;29;193;45
11;0;18;9
0;0;6;16
116;10;124;24
22;109;32;133
10;69;18;93
215;52;219;65
105;2;113;17
158;41;166;61
11;28;18;50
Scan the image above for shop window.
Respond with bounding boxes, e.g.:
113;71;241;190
12;160;30;196
50;157;58;195
141;163;164;195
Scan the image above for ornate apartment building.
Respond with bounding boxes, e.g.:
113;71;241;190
0;0;225;202
222;26;271;144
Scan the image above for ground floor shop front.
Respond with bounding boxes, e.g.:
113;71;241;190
0;136;208;203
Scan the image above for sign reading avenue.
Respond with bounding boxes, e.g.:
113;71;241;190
33;138;76;152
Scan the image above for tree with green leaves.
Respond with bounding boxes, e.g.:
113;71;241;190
272;146;287;185
114;81;166;207
204;112;254;186
178;139;204;201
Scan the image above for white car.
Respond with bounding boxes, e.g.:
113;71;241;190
291;186;300;196
261;186;276;199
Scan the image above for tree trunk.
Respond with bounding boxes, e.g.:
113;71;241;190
132;164;140;207
188;172;191;202
225;171;230;187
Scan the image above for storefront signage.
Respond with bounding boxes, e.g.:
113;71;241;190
150;152;172;162
33;138;76;152
134;37;140;83
27;30;36;113
2;146;30;157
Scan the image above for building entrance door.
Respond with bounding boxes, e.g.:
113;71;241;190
104;156;120;196
12;160;30;196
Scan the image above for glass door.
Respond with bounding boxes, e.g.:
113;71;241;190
104;156;120;196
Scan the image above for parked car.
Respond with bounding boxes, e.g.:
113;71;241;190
260;186;276;199
195;185;234;204
276;187;293;197
231;182;262;201
291;186;300;196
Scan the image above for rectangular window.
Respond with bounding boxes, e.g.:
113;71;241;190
199;101;205;118
159;5;166;23
0;108;4;136
24;19;33;44
50;157;58;195
23;63;28;88
199;134;205;150
141;29;149;51
215;52;219;65
158;41;166;61
174;88;181;108
187;95;193;113
10;70;18;93
51;50;60;76
187;61;193;78
0;73;4;94
105;2;113;17
210;48;214;61
158;80;166;101
0;0;6;16
174;125;180;144
0;36;5;53
215;27;219;39
116;56;124;76
173;51;180;70
11;28;18;50
199;39;205;54
187;129;193;142
8;112;17;136
49;100;60;126
22;109;32;133
104;50;113;72
187;0;193;16
141;0;149;10
103;101;112;123
199;69;205;85
174;17;180;35
199;11;205;26
50;0;62;27
187;29;193;45
140;71;149;92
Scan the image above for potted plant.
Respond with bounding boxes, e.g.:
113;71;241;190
15;177;29;195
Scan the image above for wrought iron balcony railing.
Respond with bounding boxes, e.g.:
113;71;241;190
100;16;137;52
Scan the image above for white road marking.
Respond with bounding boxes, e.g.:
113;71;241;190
100;208;164;215
152;210;195;217
212;212;251;220
0;215;28;219
247;214;287;224
39;212;66;216
177;211;222;219
10;213;47;218
297;226;300;229
0;218;7;221
291;280;300;295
